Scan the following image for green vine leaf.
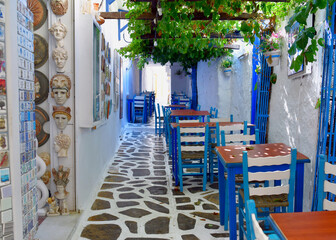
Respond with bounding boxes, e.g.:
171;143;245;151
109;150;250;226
315;98;321;109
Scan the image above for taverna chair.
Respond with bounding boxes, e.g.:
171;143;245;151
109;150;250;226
209;107;218;118
317;154;336;211
178;98;191;108
177;124;209;192
132;95;147;123
154;103;164;136
246;200;280;240
212;122;259;230
238;149;297;240
210;121;253;183
207;114;233;123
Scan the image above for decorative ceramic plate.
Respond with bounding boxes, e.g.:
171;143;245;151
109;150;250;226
34;71;49;105
35;106;50;147
27;0;48;31
34;34;48;69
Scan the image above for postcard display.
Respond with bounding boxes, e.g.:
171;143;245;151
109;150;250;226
17;1;38;239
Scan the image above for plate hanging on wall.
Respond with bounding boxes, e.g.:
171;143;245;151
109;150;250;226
35;106;50;147
27;0;48;31
34;71;49;105
34;34;48;69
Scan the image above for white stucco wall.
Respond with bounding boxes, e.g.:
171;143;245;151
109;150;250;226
197;41;253;120
268;11;325;211
171;64;192;98
197;59;219;112
74;1;140;210
197;18;324;211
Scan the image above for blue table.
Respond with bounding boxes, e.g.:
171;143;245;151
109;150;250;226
216;143;310;240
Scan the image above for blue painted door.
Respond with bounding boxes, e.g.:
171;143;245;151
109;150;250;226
253;39;272;143
312;3;336;210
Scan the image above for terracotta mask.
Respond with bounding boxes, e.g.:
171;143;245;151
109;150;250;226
50;0;68;16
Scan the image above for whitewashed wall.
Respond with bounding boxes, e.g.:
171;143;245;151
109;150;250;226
171;64;192;98
74;1;140;210
197;13;325;211
268;11;325;211
197;41;253;120
142;63;171;106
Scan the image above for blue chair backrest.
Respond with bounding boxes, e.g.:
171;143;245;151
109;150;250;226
242;149;297;213
317;154;336;211
157;103;161;118
133;95;146;108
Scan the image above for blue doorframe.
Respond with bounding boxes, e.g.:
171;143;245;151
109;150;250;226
251;37;260;129
312;2;336;211
253;38;272;144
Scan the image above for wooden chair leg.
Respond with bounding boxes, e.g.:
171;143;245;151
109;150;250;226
209;151;214;183
238;193;245;240
179;159;183;192
203;157;207;191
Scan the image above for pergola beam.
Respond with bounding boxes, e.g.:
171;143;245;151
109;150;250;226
100;11;257;21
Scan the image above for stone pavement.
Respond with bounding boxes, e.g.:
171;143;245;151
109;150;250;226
75;121;231;240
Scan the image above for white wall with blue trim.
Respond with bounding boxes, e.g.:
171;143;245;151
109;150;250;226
268;10;325;211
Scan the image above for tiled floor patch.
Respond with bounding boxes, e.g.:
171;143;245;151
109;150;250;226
77;121;231;239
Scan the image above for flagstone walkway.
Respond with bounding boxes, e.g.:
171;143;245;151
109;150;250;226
74;121;231;240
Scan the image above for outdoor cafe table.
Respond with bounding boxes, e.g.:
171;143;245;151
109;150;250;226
170;110;210;122
215;143;310;240
268;211;336;240
170;122;254;186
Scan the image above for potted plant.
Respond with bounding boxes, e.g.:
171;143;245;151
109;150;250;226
260;32;282;67
221;59;233;76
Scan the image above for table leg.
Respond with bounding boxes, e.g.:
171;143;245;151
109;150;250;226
171;126;175;183
295;163;304;212
218;162;225;226
228;169;237;240
173;128;179;186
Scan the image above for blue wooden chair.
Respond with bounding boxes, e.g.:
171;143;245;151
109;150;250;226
178;98;191;108
132;95;147;123
210;121;251;183
210;107;218;118
207;114;233;123
177;124;209;192
238;149;297;240
317;154;336;211
210;122;259;230
154;103;164;136
246;200;280;240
